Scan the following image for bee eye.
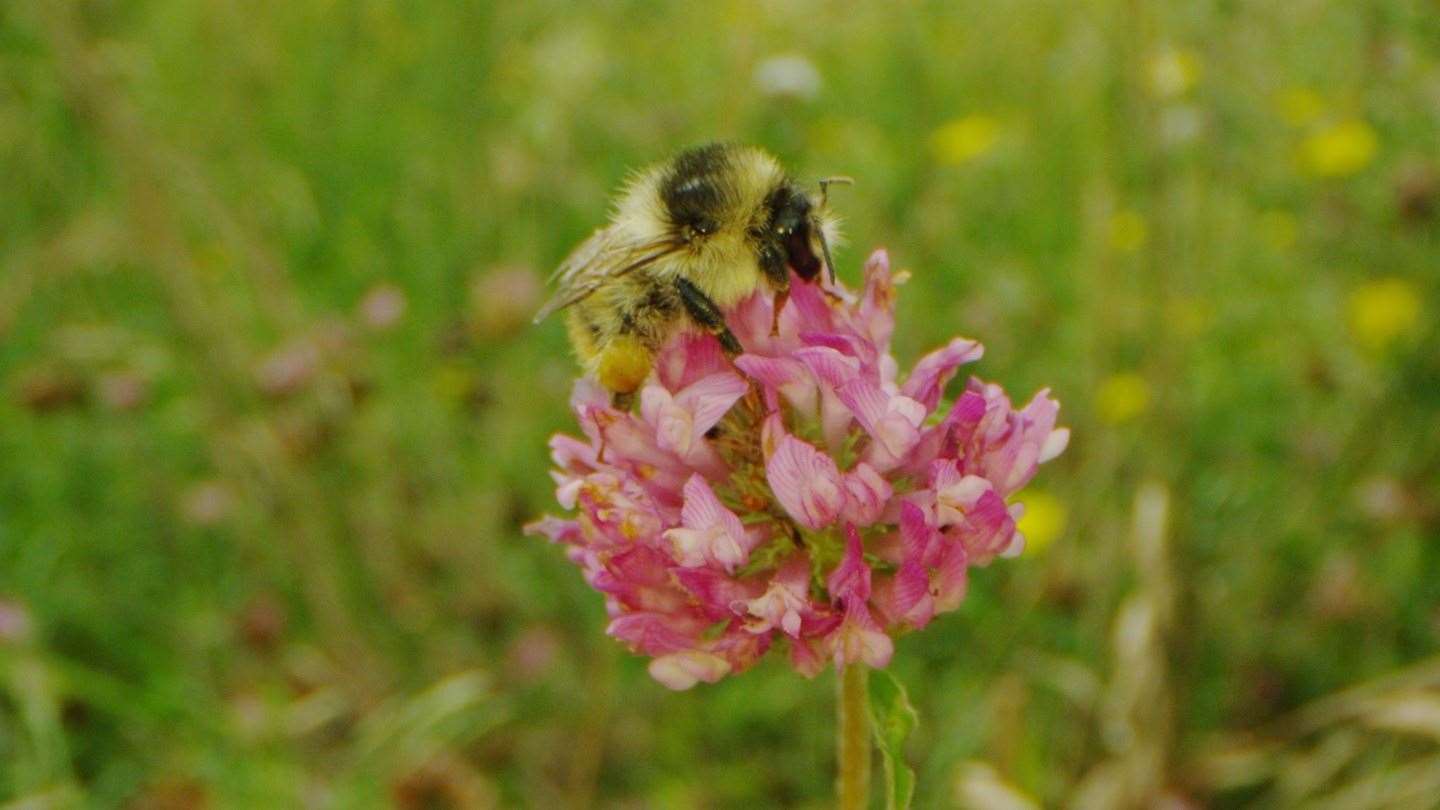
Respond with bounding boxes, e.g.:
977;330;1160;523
692;218;718;236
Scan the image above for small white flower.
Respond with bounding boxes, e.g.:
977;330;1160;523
753;54;822;100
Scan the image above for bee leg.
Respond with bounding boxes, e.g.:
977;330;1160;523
675;277;743;356
757;242;789;336
770;288;789;336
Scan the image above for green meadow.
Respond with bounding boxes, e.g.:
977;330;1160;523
2;1;1438;806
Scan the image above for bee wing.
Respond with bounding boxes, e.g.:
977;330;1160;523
532;226;681;323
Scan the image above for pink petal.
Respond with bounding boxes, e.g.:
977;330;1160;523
932;541;969;612
554;476;584;510
933;473;992;529
674;568;757;620
827;525;872;606
589;410;691;499
801;331;873;363
789;635;832;679
548;434;598;473
643;390;695;457
780;277;835;335
789;347;864;449
803;331;883;381
765;428;844;531
794;345;861;389
866;410;926;470
664;527;712;568
655;333;728;392
946;381;1067;498
819;386;858;451
574;473;667;548
679;474;742;536
781;607;803;638
522;515;582;545
1041;427;1071;463
648;651;732;690
954;487;1017;564
854;249;897;350
727;290;782;353
707;626;773;672
638;384;673;425
570;376;610;416
901;337;984;411
946;389;990;443
737;559;812;638
841;463;892;526
734;354;817;414
607;612;701;656
837;380;926;468
899;500;935;563
835;377;891;429
831;603;894;669
674;371;748;436
593;546;689;613
890;559;936;628
666;474;752;571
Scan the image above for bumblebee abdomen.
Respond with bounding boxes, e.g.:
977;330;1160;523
564;306;602;364
567;272;681;363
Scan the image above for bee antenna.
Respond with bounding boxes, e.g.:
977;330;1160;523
818;175;853;209
816;226;838;285
816;176;852;283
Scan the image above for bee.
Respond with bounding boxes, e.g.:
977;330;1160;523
534;143;845;402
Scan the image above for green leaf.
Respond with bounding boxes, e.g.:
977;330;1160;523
868;668;918;810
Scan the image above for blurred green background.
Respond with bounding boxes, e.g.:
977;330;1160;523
3;1;1439;807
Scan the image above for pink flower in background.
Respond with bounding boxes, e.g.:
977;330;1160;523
527;250;1068;689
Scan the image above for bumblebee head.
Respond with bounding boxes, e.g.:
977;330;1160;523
763;183;824;283
652;143;839;288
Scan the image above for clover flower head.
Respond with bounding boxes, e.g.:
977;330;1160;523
527;250;1068;689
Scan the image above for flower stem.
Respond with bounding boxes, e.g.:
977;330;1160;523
837;663;871;810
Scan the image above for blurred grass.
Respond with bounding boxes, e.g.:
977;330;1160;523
2;0;1439;807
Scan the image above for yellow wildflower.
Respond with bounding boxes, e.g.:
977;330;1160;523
1348;277;1422;351
1018;490;1067;556
1299;120;1378;177
930;115;1001;165
1108;209;1148;253
1147;48;1201;99
1096;373;1150;424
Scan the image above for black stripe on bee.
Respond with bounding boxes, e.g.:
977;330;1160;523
661;143;729;235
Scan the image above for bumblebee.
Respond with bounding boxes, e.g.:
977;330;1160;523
534;143;843;400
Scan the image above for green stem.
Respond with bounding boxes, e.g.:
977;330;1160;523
837;663;871;810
